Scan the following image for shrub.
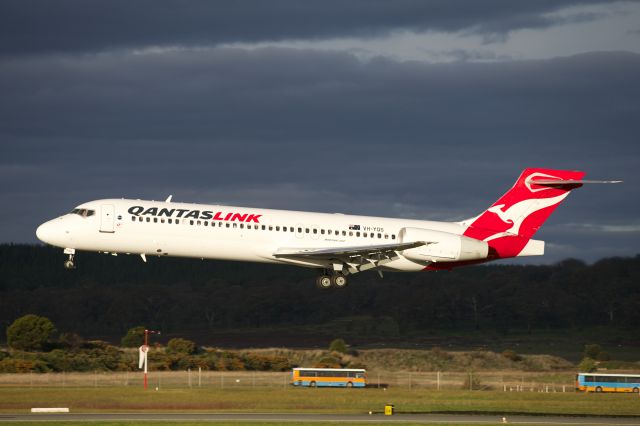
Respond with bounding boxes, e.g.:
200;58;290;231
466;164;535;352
315;355;342;368
578;357;597;372
502;349;522;362
120;326;145;348
166;338;196;355
269;356;292;371
6;314;56;351
329;338;347;353
0;358;36;373
215;351;245;371
58;332;84;350
583;344;602;359
431;346;453;360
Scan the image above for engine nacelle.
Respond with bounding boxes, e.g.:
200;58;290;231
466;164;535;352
399;227;488;264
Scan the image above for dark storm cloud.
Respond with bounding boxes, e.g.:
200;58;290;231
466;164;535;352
0;0;622;56
2;49;638;144
1;47;638;263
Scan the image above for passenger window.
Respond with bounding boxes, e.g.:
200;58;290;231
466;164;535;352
342;231;346;236
298;227;302;233
321;229;325;235
131;216;136;221
176;219;180;225
190;220;194;225
204;221;208;227
356;232;360;237
233;223;237;228
240;223;244;229
161;219;165;224
146;217;150;222
392;234;396;239
226;223;230;228
276;226;280;231
378;233;382;238
305;228;309;233
349;231;353;236
363;232;367;237
269;226;273;231
313;229;317;234
154;218;158;223
262;225;266;230
168;219;173;224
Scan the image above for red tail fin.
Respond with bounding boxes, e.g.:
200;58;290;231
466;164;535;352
462;168;585;259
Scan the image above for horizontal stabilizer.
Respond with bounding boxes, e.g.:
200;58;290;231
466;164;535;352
527;178;622;189
516;239;545;257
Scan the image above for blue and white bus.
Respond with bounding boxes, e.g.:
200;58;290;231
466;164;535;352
576;373;640;393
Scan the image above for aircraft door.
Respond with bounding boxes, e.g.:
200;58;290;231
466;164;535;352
100;204;115;233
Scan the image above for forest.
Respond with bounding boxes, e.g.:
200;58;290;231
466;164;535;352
1;244;639;346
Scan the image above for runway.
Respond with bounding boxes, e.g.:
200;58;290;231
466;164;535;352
2;412;640;424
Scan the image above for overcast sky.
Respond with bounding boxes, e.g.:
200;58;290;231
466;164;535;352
1;0;639;264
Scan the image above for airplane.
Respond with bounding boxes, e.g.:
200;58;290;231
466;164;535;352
36;168;620;289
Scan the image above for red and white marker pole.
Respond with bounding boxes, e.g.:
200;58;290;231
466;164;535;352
139;329;160;389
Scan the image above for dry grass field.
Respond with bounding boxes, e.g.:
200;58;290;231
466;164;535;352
1;372;640;416
0;370;576;391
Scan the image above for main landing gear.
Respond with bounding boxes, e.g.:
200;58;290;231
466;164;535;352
315;272;348;289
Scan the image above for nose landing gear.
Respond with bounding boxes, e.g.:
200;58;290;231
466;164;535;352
63;248;76;269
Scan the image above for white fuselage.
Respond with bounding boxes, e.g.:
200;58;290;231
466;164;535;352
36;198;471;272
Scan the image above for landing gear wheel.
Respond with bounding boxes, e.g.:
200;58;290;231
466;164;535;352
64;254;75;270
316;275;332;289
332;274;348;289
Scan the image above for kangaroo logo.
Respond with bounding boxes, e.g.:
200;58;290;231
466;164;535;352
483;172;568;242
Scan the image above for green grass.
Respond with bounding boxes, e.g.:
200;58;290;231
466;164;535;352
0;423;484;426
1;387;639;416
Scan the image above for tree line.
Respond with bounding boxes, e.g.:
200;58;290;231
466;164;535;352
1;245;639;343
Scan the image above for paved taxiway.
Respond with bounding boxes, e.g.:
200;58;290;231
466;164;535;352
2;413;640;424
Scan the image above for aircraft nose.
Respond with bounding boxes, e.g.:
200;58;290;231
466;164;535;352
36;221;54;244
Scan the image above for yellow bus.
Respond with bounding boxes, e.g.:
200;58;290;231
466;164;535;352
576;373;640;393
291;368;366;388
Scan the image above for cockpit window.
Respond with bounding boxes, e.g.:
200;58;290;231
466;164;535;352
71;208;95;217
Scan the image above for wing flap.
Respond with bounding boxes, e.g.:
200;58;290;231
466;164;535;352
274;241;427;259
274;241;429;275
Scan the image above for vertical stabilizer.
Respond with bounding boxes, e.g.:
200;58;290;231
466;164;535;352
461;168;585;259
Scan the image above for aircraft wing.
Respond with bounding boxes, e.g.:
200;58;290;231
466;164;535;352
274;241;428;274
